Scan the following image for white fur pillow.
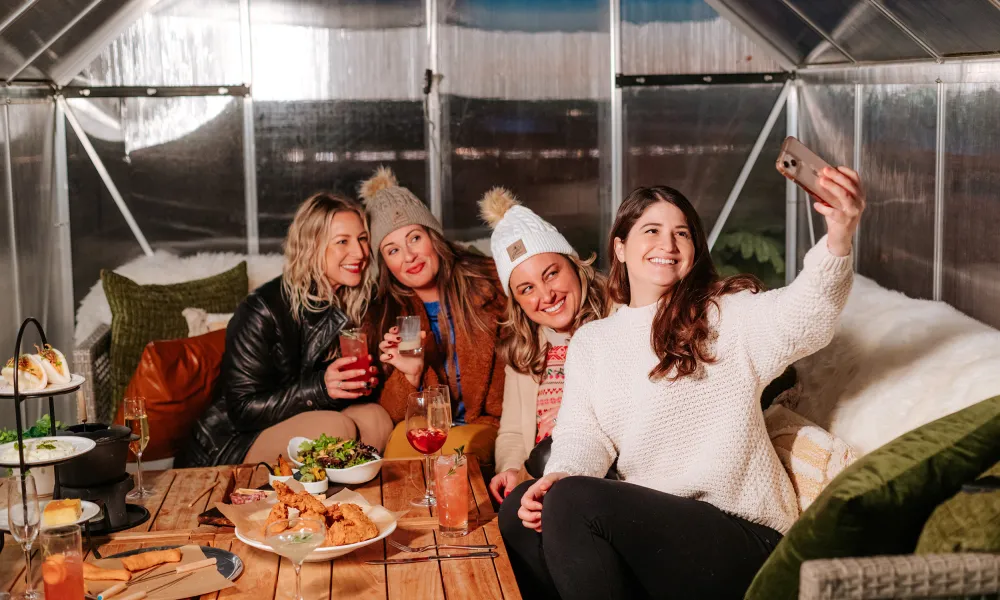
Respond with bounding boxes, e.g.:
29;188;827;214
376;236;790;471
182;308;233;337
789;274;1000;455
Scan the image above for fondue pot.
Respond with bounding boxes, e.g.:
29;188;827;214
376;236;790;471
56;423;136;487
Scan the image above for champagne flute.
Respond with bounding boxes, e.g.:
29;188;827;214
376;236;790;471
7;473;41;600
426;384;453;425
404;390;451;507
124;396;153;499
265;518;326;600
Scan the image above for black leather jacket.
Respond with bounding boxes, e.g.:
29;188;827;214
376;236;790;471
177;276;353;467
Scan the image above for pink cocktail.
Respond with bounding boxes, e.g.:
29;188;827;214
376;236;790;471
434;454;469;537
338;329;370;383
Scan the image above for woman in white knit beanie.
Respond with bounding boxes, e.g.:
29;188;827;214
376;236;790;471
499;166;866;599
478;188;614;503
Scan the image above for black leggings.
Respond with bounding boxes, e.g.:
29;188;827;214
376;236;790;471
498;476;783;600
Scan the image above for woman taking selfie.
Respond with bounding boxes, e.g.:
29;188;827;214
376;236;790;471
360;167;506;465
499;167;865;599
478;188;614;503
179;193;394;467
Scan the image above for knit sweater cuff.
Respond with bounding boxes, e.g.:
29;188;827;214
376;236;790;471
806;234;855;274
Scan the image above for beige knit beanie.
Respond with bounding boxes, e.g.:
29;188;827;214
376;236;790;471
359;166;443;250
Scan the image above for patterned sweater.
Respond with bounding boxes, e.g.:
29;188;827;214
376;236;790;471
544;237;854;534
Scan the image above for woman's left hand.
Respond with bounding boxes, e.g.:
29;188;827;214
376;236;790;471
815;166;865;257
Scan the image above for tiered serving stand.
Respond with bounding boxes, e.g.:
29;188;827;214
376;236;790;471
0;317;135;553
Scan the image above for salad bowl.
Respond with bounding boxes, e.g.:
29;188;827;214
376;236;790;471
287;435;384;485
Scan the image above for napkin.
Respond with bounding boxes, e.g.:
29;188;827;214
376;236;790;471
86;545;234;600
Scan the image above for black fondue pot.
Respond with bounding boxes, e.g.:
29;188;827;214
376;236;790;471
56;423;135;487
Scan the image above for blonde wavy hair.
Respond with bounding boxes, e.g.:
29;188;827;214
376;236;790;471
498;253;613;379
282;192;374;325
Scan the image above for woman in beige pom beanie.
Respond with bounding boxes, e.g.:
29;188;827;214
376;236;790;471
478;188;615;503
359;167;507;468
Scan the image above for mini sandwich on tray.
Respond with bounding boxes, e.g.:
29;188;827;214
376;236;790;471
2;344;71;391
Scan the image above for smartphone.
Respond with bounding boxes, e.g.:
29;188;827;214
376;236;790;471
775;136;839;210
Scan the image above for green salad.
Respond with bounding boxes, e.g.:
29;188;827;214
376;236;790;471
296;434;380;470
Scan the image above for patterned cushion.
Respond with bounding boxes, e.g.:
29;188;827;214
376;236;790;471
916;460;1000;553
101;262;247;416
746;395;1000;600
765;404;858;512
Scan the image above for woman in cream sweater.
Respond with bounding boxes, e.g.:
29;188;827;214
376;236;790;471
499;166;865;599
477;188;614;502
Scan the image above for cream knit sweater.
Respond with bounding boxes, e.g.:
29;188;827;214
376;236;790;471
544;237;854;534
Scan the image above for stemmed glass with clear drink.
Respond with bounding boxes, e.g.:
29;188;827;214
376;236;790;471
124;396;153;499
265;517;326;600
7;473;41;600
405;390;451;507
40;525;85;600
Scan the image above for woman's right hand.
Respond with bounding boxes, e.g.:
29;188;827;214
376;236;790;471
324;356;375;400
518;471;569;532
489;468;520;503
379;326;426;388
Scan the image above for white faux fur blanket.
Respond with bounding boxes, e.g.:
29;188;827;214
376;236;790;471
74;251;285;344
785;274;1000;455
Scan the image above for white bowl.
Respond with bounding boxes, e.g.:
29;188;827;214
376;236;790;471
287;437;310;468
267;473;294;487
325;458;383;485
12;466;55;497
294;473;329;494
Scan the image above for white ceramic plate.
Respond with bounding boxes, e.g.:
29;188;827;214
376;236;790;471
0;499;101;531
0;374;85;398
235;513;396;562
0;436;97;468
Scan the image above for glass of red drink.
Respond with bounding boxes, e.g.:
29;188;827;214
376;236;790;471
338;328;371;384
405;390;451;507
40;525;84;600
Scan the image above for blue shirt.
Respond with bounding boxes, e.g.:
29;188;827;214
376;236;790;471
423;301;466;424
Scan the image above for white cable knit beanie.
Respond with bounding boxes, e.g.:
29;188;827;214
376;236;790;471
478;187;577;295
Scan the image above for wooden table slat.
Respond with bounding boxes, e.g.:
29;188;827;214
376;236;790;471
1;457;521;599
381;460;445;600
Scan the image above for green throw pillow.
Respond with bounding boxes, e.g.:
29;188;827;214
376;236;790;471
746;395;1000;600
915;460;1000;553
102;262;248;418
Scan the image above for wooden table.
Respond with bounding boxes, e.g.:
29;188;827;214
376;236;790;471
1;457;522;599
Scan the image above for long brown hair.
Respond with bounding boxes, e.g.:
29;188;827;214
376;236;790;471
608;186;762;381
499;253;613;379
282;192;374;325
376;227;502;367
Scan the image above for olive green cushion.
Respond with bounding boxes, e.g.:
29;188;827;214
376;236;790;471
102;263;248;416
915;460;1000;554
745;395;1000;600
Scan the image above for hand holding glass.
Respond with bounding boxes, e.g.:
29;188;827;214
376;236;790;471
338;328;372;384
396;316;423;356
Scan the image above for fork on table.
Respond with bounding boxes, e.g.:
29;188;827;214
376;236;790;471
388;538;497;553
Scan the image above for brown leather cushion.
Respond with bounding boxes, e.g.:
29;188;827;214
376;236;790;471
115;329;226;461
